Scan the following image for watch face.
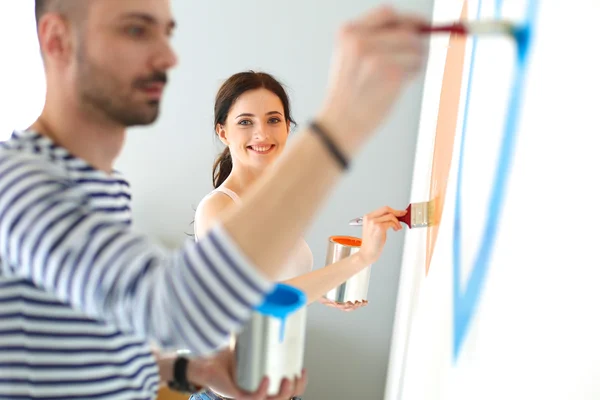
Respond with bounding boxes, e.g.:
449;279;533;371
193;389;231;399
207;388;234;399
167;380;196;393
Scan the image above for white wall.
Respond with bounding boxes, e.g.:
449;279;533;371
386;1;600;399
0;1;45;140
0;1;434;399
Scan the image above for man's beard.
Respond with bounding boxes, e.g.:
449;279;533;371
76;53;167;127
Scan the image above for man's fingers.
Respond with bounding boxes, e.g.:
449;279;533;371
353;5;403;29
242;377;269;400
366;205;400;219
354;5;427;31
367;29;424;53
293;369;308;396
273;378;293;399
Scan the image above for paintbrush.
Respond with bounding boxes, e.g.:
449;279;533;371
348;200;437;229
419;20;519;38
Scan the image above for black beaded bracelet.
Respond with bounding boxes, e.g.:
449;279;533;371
308;120;349;171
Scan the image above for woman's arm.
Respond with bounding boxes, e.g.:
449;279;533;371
196;193;372;304
282;252;368;304
282;206;405;305
196;193;372;305
197;197;405;306
196;197;403;306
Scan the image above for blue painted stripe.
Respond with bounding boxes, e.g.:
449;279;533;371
452;0;483;360
452;0;539;359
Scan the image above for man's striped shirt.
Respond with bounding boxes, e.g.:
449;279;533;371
0;130;273;399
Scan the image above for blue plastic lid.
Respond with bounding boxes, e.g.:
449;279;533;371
255;283;306;319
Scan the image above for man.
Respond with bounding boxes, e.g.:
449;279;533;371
0;0;425;399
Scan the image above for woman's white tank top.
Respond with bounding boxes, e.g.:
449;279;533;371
194;187;314;281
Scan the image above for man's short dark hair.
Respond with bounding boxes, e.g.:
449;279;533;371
35;0;53;25
35;0;86;26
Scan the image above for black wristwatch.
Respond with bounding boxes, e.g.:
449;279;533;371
168;355;201;394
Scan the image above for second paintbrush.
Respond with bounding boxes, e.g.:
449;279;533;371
348;200;436;229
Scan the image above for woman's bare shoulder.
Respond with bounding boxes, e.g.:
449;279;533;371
194;191;236;239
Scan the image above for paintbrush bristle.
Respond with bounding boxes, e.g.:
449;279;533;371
348;199;440;228
429;197;441;226
465;20;517;37
410;200;438;228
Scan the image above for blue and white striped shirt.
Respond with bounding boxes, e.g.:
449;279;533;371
0;130;274;399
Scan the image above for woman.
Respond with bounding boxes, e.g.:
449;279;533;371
192;71;405;399
195;70;405;308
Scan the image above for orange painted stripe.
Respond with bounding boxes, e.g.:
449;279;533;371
426;1;469;275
